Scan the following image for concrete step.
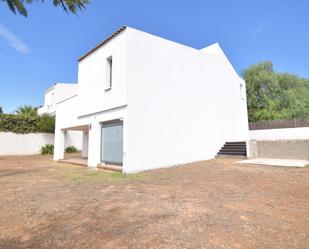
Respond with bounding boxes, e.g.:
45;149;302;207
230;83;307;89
218;152;246;156
225;142;246;146
98;164;122;172
222;144;246;148
219;148;246;152
215;154;247;159
217;141;247;157
219;151;246;155
59;158;87;166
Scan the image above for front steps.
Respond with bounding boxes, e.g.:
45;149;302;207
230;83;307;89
216;141;247;158
97;164;122;172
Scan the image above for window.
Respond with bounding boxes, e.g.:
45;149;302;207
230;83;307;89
51;92;55;106
240;82;245;100
106;56;113;90
101;121;123;165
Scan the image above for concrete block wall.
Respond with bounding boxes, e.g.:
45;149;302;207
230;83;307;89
249;127;309;160
250;140;309;160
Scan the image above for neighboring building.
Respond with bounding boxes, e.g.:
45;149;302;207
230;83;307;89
38;83;77;116
54;26;249;173
38;83;82;150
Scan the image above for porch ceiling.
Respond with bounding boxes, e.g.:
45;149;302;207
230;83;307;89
62;124;89;131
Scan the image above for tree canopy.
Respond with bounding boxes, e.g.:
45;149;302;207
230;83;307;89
243;62;309;122
2;0;89;17
0;106;2;114
15;105;38;117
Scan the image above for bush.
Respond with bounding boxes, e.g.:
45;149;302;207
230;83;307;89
0;114;55;133
37;114;55;133
0;114;38;133
65;146;78;153
40;144;54;155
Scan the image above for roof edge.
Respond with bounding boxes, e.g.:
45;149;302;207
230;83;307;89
78;26;127;62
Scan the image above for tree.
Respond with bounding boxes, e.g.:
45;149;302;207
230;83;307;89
15;105;38;117
37;114;55;133
243;62;309;121
2;0;89;17
0;106;2;114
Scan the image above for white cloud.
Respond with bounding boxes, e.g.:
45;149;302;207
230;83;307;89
0;24;30;54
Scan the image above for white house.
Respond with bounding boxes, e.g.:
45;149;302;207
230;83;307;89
38;83;77;115
54;26;249;173
38;83;82;150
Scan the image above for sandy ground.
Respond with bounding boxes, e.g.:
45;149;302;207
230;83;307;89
0;154;308;249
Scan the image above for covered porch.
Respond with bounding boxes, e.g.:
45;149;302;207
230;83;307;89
54;124;89;166
54;119;124;172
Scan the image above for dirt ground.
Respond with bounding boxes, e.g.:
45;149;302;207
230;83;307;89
0;154;308;249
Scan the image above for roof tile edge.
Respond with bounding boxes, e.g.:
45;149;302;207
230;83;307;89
78;26;127;62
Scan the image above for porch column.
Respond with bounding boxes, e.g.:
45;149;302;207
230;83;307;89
54;129;65;160
87;122;101;167
82;130;89;158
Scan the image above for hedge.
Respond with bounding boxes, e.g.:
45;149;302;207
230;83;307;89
0;114;55;134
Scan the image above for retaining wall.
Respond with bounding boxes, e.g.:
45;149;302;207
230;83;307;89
249;127;309;160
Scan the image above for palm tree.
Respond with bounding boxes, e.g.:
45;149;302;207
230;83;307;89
15;105;38;117
2;0;89;17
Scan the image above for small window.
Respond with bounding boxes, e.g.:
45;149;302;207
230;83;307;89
51;92;55;106
106;56;113;90
240;82;245;100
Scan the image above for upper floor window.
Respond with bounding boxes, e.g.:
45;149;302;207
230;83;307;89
106;56;113;90
240;82;245;100
51;92;55;106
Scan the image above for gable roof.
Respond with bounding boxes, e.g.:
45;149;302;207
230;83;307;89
78;26;127;62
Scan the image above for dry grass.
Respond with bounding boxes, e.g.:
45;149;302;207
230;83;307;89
0;155;308;249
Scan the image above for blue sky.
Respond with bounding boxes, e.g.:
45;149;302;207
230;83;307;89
0;0;308;113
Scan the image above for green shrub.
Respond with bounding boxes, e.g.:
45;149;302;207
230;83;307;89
65;146;78;153
0;114;55;133
40;144;54;155
0;114;38;133
37;114;55;133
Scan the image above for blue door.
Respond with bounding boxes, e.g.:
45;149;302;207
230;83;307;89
101;122;123;165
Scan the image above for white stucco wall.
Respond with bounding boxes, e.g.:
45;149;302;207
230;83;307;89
55;84;77;104
54;30;128;165
0;130;81;156
65;131;82;150
78;107;127;167
54;96;80;130
54;94;127;167
54;96;83;160
249;127;309;140
0;132;54;155
124;28;249;172
82;131;89;158
54;27;249;172
77;31;127;117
